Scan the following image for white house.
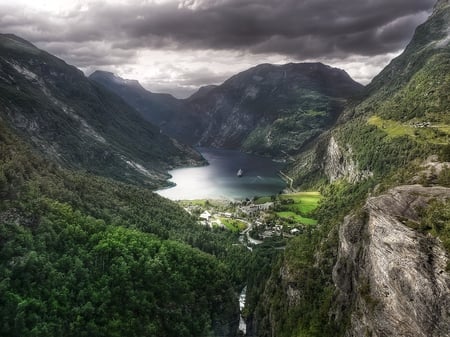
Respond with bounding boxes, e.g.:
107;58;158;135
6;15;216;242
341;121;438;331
290;228;301;235
199;211;212;221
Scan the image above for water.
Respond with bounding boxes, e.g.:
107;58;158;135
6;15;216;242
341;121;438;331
156;147;286;200
239;286;247;335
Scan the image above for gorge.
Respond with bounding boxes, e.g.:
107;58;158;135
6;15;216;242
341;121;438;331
1;0;450;336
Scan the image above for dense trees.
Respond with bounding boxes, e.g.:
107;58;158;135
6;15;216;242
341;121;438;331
0;200;237;336
0;121;242;337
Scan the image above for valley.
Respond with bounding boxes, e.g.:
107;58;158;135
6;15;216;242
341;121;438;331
1;1;450;337
179;191;322;248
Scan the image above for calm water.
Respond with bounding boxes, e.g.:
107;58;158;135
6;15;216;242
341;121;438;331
156;148;286;200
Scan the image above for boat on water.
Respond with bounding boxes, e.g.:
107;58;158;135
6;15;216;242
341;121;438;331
237;169;243;177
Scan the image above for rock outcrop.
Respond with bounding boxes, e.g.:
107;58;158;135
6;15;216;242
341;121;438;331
333;185;450;337
324;136;373;183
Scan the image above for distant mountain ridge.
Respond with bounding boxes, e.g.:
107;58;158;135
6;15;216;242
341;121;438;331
89;70;202;144
91;62;363;158
0;34;203;187
190;62;364;156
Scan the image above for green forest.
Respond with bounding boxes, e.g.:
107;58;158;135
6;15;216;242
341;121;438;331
0;120;250;337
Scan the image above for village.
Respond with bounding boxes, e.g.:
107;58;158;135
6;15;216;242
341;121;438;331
179;191;322;248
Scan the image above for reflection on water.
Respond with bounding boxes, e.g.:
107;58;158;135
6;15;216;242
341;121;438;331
156;147;286;200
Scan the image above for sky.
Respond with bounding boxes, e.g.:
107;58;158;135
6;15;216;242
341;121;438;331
0;0;437;98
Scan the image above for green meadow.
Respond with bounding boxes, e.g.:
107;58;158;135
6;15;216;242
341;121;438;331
276;191;322;225
368;115;450;145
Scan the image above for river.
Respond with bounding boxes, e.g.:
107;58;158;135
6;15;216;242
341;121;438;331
157;147;286;200
239;286;247;335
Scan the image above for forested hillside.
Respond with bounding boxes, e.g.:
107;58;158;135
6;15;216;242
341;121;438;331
246;1;450;336
0;34;203;188
0;89;245;336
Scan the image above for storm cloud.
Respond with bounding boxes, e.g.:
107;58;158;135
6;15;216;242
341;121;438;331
0;0;437;96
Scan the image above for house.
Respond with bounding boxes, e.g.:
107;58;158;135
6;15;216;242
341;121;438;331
199;211;212;221
240;202;274;216
290;228;300;235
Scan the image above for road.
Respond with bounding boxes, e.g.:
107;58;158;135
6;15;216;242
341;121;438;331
239;218;263;245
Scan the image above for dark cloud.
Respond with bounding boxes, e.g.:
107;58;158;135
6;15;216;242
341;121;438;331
106;0;435;57
0;0;437;96
0;0;436;59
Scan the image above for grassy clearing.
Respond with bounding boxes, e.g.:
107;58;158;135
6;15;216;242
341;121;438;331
276;192;321;225
368;116;414;137
220;218;248;232
368;115;450;144
279;192;322;213
178;199;208;206
276;212;318;225
254;196;273;204
178;199;230;208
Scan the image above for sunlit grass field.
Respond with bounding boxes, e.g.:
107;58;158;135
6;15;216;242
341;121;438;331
276;192;322;225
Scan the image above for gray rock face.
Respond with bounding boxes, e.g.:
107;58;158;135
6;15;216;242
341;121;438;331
333;185;450;337
324;136;373;183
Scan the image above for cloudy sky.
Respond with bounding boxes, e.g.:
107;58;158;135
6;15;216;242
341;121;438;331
0;0;436;97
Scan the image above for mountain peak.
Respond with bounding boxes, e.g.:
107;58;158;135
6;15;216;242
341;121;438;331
0;33;40;54
90;70;143;89
0;35;202;187
434;0;450;12
222;62;363;100
187;85;218;101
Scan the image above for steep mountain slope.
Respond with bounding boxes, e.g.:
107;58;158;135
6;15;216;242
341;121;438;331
0;117;240;337
89;70;181;127
333;185;450;337
89;71;204;144
191;63;363;157
290;0;450;187
248;1;450;337
91;63;363;158
0;34;203;188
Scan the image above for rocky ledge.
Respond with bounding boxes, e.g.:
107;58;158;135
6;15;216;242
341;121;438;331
333;185;450;337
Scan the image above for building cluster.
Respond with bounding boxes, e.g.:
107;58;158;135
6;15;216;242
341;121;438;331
411;121;431;128
239;202;274;216
186;200;304;242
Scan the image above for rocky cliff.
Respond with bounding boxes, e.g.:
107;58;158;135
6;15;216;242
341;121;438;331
250;2;450;336
333;185;450;337
287;133;372;188
324;136;373;183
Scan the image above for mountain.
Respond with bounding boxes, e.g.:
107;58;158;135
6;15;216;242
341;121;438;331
0;115;240;337
89;71;204;144
247;1;450;336
91;63;363;158
89;70;181;128
0;34;203;188
0;35;243;337
189;62;363;157
289;0;450;187
187;84;218;100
